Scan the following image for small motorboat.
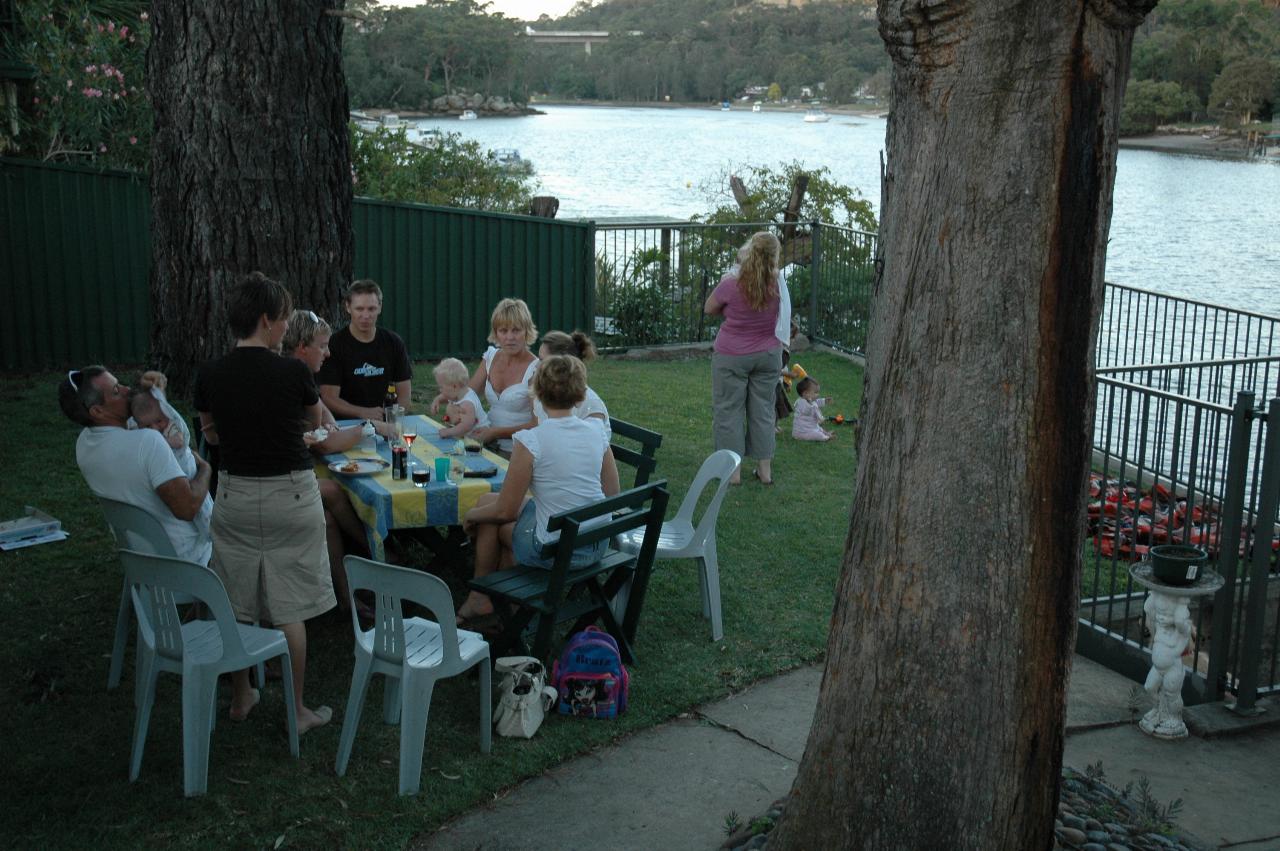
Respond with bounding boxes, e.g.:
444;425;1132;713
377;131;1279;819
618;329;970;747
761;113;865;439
492;148;532;173
752;102;762;113
720;100;731;111
409;128;444;149
459;110;478;121
803;108;830;123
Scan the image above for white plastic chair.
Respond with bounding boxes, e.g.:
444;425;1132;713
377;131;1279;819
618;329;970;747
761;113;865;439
616;449;740;641
98;496;180;692
335;556;492;796
98;497;266;695
120;549;298;797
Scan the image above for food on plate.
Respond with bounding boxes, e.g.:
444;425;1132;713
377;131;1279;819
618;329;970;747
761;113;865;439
340;460;361;473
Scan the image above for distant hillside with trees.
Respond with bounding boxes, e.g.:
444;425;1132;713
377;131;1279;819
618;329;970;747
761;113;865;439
527;0;889;104
1122;0;1279;132
341;0;1278;132
343;0;531;111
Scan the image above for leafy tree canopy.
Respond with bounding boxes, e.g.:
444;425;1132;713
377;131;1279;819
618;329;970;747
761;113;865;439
698;161;877;232
1130;0;1280;120
1120;79;1202;134
343;0;531;111
1208;56;1278;124
349;124;534;212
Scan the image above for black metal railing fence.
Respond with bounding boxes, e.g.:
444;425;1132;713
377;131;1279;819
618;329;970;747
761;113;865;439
591;219;876;353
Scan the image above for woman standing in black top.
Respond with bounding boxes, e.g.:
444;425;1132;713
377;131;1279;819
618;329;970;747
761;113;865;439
194;272;335;733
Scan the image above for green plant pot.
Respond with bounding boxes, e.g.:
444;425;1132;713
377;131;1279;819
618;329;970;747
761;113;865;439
1149;544;1208;586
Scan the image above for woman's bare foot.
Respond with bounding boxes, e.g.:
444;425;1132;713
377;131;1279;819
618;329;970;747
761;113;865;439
297;705;333;735
229;687;260;722
455;591;495;623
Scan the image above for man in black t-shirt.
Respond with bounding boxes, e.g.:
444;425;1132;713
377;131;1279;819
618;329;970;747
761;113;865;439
317;279;413;421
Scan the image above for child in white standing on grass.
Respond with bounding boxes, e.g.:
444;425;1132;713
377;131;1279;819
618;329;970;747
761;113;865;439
791;376;837;442
434;357;490;439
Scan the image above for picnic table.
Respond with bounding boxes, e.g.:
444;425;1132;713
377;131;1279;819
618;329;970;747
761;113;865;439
316;414;508;560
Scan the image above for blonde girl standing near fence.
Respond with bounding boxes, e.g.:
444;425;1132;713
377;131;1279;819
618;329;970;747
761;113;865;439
705;231;783;485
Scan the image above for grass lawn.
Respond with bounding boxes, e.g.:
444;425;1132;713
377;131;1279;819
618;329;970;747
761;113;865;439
0;350;862;849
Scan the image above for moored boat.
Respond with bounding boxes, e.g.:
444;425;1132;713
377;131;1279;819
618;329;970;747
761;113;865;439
492;148;532;173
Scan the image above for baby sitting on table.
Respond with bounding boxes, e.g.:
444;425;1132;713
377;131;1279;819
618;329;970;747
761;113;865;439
434;357;490;439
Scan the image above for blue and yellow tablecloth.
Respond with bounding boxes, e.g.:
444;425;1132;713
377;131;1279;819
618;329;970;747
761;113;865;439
316;415;508;560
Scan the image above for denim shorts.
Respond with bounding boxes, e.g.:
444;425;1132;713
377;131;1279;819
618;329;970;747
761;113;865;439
512;500;607;570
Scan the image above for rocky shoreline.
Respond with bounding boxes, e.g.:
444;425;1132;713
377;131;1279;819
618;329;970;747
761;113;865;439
1118;131;1254;159
359;93;542;119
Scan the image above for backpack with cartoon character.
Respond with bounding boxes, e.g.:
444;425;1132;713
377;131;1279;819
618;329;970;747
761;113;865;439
551;626;629;719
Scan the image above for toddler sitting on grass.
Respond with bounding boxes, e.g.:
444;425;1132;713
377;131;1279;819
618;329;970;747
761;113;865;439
791;376;837;442
434;357;490;439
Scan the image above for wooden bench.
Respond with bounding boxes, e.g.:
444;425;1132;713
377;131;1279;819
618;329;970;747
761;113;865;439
467;481;669;664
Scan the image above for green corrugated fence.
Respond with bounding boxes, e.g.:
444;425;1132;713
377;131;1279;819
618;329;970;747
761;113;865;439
0;157;596;370
0;158;151;369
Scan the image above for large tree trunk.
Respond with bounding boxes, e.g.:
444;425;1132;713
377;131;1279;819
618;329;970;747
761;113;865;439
148;0;353;395
769;1;1154;848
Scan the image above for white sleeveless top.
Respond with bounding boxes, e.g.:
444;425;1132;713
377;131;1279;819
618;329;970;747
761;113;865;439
482;346;539;451
513;416;610;546
450;387;490;430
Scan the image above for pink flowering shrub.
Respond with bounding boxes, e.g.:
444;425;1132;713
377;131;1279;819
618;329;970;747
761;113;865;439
6;1;151;170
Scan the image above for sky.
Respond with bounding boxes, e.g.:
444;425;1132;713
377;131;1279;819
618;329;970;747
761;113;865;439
380;0;582;21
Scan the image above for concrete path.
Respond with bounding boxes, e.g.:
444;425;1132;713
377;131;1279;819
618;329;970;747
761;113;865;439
416;658;1280;851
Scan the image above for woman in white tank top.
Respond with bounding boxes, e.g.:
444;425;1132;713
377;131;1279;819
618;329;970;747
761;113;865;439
431;298;538;455
457;355;621;623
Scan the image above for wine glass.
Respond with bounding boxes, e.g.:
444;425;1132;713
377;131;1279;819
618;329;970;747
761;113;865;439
402;430;417;449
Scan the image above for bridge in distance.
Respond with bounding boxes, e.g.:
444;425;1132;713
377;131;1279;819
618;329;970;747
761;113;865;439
523;27;643;55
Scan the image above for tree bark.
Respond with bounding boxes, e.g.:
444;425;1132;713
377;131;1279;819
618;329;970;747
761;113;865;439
148;0;353;395
769;1;1154;848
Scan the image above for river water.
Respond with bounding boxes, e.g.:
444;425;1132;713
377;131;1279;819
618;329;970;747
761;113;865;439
412;105;1280;317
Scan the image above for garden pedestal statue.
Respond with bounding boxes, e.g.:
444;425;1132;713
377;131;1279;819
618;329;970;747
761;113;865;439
1129;563;1224;740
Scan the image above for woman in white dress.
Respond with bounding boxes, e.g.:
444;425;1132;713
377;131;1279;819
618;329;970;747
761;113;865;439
431;298;538;455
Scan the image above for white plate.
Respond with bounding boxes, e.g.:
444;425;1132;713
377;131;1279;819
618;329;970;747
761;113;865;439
328;458;390;477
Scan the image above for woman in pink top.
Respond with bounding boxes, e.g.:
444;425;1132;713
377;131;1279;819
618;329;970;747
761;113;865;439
704;231;783;485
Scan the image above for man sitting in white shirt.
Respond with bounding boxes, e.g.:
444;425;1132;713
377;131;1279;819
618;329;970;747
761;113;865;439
59;366;213;565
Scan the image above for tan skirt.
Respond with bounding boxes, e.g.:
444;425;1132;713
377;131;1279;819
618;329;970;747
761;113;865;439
210;470;335;624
